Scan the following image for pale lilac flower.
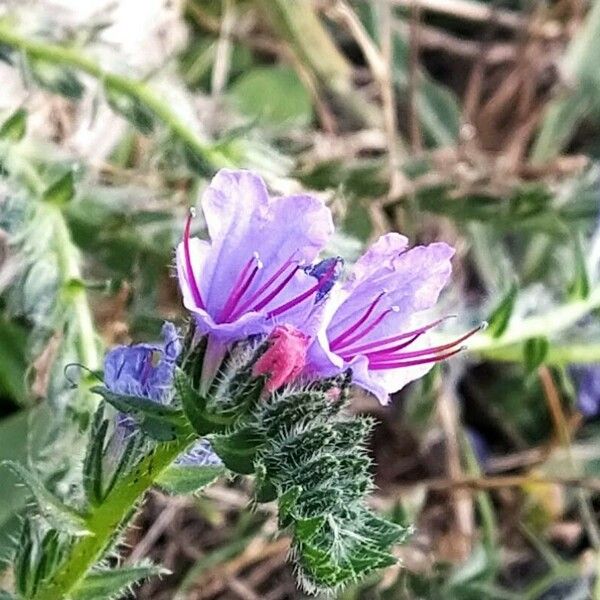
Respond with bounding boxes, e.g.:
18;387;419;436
175;439;224;467
103;322;221;466
176;170;335;344
305;233;479;404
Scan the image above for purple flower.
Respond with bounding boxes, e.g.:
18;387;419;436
103;322;221;467
305;233;479;404
104;322;181;402
572;365;600;417
175;439;223;467
176;170;335;343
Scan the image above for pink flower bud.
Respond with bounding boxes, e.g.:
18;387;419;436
252;325;309;393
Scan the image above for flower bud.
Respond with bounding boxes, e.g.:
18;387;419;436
252;325;309;393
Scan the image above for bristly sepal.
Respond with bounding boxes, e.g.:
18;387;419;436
190;348;411;595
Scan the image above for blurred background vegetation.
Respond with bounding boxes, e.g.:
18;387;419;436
1;0;600;598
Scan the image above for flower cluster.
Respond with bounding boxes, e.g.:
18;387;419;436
90;168;478;594
172;169;478;404
102;168;477;413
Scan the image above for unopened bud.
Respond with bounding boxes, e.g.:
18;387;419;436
252;325;309;393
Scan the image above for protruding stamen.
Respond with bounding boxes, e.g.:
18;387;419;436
332;302;397;353
251;264;299;312
339;317;452;357
329;293;386;351
340;332;422;362
183;210;205;310
369;346;465;370
267;261;338;319
218;253;263;323
232;255;298;317
369;323;483;363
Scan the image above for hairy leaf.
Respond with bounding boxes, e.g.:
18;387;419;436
156;464;224;495
75;563;169;600
2;461;90;537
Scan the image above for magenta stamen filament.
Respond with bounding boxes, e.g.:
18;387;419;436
338;317;450;357
267;261;337;319
369;346;464;370
231;256;298;318
329;293;385;350
218;255;261;322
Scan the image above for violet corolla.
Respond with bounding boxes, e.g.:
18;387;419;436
305;233;482;404
176;170;335;385
103;322;221;466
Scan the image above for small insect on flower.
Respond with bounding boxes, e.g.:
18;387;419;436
305;233;483;404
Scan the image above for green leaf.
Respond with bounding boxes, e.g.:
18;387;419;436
0;108;27;141
0;405;52;561
568;233;590;300
75;563;169;600
486;284;518;338
43;170;76;205
175;369;231;436
0;317;28;405
29;58;85;99
523;337;550;373
29;528;68;595
15;519;35;596
91;386;187;441
210;427;265;474
229;66;312;127
1;461;91;537
531;0;600;161
82;405;108;506
105;87;155;134
181;143;213;177
294;515;326;542
156;464;224;495
390;27;460;146
104;434;142;498
277;485;302;527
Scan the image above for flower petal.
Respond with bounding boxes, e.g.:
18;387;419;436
328;242;455;349
177;169;334;341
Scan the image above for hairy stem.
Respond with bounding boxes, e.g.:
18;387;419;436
0;24;233;170
31;433;194;600
8;147;101;407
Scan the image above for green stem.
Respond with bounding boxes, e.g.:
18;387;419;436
255;0;381;128
0;24;233;170
31;433;194;600
5;149;101;406
50;208;100;374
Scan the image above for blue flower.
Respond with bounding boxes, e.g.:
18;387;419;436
104;322;180;402
572;365;600;418
103;322;221;467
